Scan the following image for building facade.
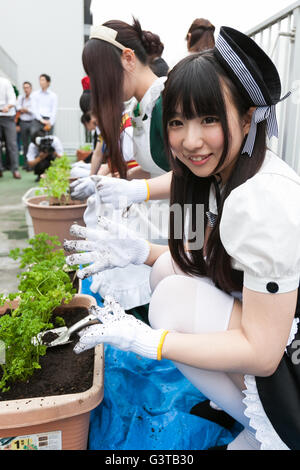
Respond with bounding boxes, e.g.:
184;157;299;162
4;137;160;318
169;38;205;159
0;0;92;153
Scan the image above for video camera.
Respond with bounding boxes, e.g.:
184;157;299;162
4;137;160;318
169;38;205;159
35;136;54;154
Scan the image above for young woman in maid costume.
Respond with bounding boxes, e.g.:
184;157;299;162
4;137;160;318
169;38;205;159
71;18;172;206
69;19;173;309
64;27;300;450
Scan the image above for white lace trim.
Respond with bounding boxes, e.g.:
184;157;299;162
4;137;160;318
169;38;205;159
242;375;289;450
286;317;300;352
132;77;167;131
242;318;299;450
143;76;167;118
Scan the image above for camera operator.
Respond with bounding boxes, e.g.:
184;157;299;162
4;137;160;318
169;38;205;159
27;130;63;181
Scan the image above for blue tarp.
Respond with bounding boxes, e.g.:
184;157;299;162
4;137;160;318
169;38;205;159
81;277;240;450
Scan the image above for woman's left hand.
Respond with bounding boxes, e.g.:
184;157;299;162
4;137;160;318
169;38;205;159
64;216;150;279
74;296;167;359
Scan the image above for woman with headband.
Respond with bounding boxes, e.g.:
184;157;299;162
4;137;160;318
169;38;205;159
69;18;172;309
65;27;300;450
72;18;172;207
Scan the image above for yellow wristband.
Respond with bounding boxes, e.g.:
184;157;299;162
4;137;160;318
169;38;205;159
157;330;169;361
144;180;150;202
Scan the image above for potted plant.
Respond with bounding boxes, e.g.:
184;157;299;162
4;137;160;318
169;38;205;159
76;143;92;162
9;233;82;295
0;234;104;450
25;156;87;246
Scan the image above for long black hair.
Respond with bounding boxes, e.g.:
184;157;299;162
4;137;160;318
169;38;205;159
163;51;267;293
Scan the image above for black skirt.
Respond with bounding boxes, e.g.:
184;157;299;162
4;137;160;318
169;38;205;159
256;289;300;450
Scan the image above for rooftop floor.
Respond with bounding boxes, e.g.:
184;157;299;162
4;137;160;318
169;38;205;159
0;157;75;295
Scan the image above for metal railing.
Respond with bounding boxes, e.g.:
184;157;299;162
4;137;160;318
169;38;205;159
247;0;300;173
54;107;86;155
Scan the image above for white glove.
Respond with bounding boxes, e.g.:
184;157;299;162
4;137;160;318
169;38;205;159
70;167;91;179
70;162;91;179
71;161;90;169
70;176;95;200
73;295;168;360
64;216;150;279
94;175;148;208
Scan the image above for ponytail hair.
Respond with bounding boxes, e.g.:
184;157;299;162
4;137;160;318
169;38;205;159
132;19;164;58
103;17;164;64
186;18;215;53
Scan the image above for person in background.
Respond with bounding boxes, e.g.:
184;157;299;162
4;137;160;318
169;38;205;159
70;76;105;179
71;110;137;195
16;81;35;170
0;76;21;179
71;111;102;179
31;74;58;136
72;75;138;183
13;84;22;157
27;130;63;181
79;76;92;114
81;111;98;162
186;18;215;53
68;19;171;323
148;32;169;78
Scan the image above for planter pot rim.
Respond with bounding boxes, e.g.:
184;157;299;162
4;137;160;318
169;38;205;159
25;195;87;210
0;273;82;316
0;294;104;429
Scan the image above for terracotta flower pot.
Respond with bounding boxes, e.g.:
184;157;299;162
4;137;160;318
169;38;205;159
25;195;87;247
76;149;91;161
0;294;104;450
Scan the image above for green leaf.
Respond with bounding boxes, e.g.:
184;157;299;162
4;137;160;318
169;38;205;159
0;233;76;391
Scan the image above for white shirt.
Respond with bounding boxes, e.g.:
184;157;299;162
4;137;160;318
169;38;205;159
16;93;35;121
0;76;16;117
27;135;63;162
31;88;58;125
130;76;167;178
215;150;300;294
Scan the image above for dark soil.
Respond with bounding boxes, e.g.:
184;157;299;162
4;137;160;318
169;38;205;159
41;331;59;344
49;196;85;207
68;270;79;291
0;307;95;401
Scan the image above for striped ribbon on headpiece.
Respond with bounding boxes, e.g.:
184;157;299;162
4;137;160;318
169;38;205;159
216;34;290;157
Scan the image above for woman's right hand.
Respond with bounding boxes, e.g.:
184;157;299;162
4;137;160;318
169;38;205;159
92;175;149;208
70;176;96;200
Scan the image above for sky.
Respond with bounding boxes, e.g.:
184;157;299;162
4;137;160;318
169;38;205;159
91;0;295;67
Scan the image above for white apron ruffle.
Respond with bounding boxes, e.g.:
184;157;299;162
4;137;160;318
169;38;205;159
131;76;167;178
90;264;152;310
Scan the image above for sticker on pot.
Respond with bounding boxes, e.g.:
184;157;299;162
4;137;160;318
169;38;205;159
0;431;62;450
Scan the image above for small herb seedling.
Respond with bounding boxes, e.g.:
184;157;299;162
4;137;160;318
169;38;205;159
36;155;72;205
0;233;78;391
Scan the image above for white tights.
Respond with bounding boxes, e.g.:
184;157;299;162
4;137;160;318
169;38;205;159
148;252;261;450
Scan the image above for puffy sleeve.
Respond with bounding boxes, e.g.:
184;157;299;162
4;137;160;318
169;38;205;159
220;173;300;294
